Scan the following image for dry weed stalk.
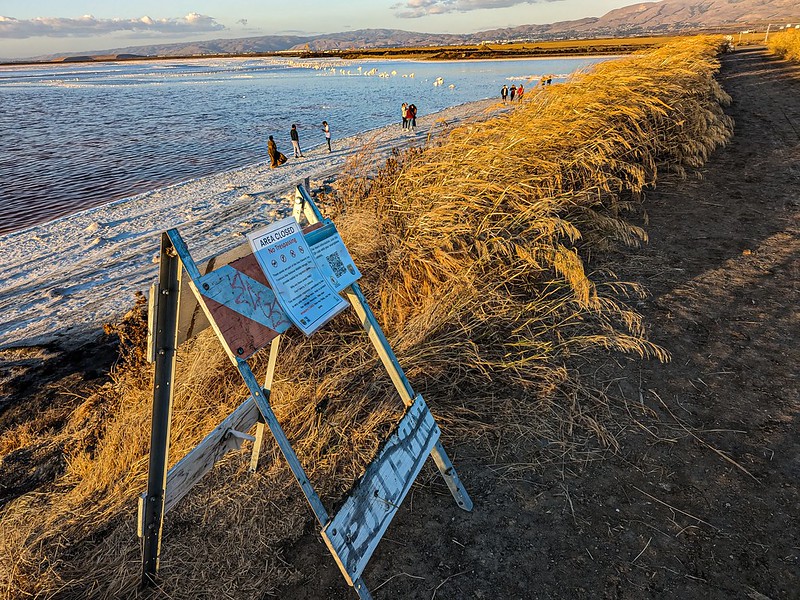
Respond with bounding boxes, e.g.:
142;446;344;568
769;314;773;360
768;28;800;63
0;37;733;599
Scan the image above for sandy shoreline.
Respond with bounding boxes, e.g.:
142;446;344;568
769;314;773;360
0;98;501;350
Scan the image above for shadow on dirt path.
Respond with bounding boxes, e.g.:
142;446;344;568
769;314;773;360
279;48;799;600
598;46;800;600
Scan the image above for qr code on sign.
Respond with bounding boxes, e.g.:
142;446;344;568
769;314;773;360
325;251;347;278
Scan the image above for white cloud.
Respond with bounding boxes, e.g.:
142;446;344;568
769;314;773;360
0;13;225;39
393;0;551;18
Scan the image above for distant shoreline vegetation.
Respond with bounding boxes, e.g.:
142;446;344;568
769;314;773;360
0;33;754;67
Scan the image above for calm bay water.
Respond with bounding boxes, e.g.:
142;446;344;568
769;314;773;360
0;55;609;234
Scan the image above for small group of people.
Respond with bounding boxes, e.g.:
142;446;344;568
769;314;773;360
401;102;418;131
500;84;524;102
501;76;554;103
267;120;333;169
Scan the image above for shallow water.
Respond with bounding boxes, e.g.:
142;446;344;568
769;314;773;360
0;55;609;234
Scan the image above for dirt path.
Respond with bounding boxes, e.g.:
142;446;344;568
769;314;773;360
281;48;800;599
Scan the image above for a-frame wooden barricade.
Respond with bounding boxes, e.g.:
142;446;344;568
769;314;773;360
138;185;472;599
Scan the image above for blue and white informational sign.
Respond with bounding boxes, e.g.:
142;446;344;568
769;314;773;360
247;217;348;336
308;226;362;293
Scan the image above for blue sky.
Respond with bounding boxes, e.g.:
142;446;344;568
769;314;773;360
0;1;640;59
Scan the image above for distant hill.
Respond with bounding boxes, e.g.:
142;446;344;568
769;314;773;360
30;35;314;61
587;0;800;32
20;0;800;62
26;30;471;61
468;0;800;42
287;29;471;52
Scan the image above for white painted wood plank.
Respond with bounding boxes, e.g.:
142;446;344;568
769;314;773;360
163;397;260;514
146;282;159;363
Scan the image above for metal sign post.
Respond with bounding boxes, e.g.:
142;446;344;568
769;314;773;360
140;233;181;585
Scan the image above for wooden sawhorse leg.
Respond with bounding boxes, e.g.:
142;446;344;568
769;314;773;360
249;335;282;472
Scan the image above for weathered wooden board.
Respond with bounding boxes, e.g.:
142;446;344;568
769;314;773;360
176;241;251;345
146;281;159;363
163;397;261;514
196;265;292;359
321;394;440;585
175;222;328;347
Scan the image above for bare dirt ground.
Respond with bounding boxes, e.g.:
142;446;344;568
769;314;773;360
1;48;797;599
278;47;800;600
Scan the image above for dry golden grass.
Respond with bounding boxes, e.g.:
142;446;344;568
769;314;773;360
768;29;800;62
0;36;733;599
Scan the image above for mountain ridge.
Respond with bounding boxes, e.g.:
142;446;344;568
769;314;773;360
17;0;800;62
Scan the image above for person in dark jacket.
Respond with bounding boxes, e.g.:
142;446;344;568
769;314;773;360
267;135;287;168
290;124;303;158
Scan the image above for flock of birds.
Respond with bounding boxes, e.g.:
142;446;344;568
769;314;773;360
432;76;455;89
282;60;458;89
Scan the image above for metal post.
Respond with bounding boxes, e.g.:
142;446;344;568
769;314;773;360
141;233;182;586
296;185;324;224
290;187;473;512
238;360;374;598
238;340;380;599
237;360;330;524
344;283;473;512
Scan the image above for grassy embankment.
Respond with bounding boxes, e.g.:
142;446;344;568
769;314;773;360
0;37;733;598
767;28;800;62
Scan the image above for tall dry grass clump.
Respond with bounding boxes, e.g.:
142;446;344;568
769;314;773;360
0;37;733;599
768;28;800;62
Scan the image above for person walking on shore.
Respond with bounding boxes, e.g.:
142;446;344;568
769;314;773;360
290;124;303;158
408;103;417;131
401;102;408;129
510;84;516;101
322;120;332;152
501;85;508;102
517;83;524;102
267;135;287;168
